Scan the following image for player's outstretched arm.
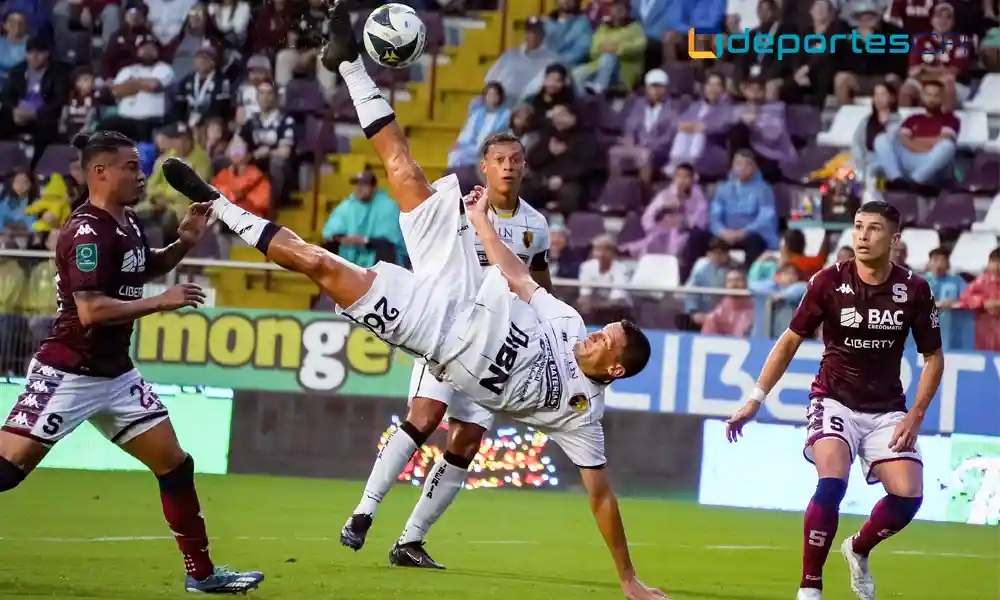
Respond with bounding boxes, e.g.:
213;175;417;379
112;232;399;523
321;0;432;213
74;284;205;326
465;187;538;301
144;203;213;279
579;468;667;599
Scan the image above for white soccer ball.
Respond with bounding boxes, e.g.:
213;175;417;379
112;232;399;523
362;3;427;69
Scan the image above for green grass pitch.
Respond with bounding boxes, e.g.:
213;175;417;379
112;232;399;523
0;469;996;599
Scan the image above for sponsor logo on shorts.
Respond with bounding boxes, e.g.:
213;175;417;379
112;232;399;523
18;394;43;409
26;379;51;394
76;243;98;272
5;411;34;428
30;363;64;380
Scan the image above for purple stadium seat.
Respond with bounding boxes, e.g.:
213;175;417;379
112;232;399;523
0;141;28;178
566;212;605;247
927;192;977;230
694;144;730;181
297;115;340;158
34;144;76;180
772;183;793;218
283;79;325;116
786;105;823;144
882;190;920;225
961;153;1000;194
794;145;840;179
616;213;645;246
594;177;643;216
663;63;697;97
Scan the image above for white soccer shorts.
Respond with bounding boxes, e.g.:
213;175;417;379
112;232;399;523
340;174;481;363
803;397;922;484
3;359;169;446
409;360;493;430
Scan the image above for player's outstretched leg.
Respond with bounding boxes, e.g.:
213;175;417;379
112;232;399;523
841;461;923;600
121;421;263;594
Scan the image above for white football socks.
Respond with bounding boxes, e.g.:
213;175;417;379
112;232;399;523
212;195;270;249
398;456;467;545
338;58;394;137
354;426;419;517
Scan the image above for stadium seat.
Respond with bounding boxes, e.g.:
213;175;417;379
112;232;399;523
616;213;645;246
971;193;1000;233
664;63;697;97
883;190;920;225
961;152;1000;194
926;192;976;231
964;73;1000;114
956;110;989;148
950;231;1000;274
0;141;28;178
817;105;869;147
284;79;326;116
899;228;940;271
595;177;643;216
631;253;680;291
566;212;605;247
34;144;76;181
802;227;826;256
786;105;823;144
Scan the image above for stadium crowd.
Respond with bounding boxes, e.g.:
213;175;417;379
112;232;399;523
1;0;999;376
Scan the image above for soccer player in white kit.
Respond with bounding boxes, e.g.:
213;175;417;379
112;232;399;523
161;3;665;597
340;131;555;568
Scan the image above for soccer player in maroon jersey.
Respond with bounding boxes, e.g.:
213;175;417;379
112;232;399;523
0;131;264;594
725;201;943;600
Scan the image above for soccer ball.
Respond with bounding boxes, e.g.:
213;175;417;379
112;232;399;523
362;3;427;69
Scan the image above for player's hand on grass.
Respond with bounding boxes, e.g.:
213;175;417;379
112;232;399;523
889;411;922;453
621;576;668;599
177;202;213;246
725;400;761;442
157;283;206;311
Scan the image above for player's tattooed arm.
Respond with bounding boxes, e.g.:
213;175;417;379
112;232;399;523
74;284;206;326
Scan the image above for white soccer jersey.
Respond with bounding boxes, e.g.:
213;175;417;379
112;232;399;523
474;200;550;274
434;267;607;467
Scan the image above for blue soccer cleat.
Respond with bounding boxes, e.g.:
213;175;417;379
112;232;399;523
185;566;264;594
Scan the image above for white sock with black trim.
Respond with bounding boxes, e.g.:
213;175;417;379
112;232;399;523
338;58;395;138
211;194;277;253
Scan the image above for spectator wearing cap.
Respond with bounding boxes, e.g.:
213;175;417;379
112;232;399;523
524;103;604;214
321;170;407;268
899;2;973;108
139;122;211;235
680;237;735;331
145;0;199;45
609;68;677;185
0;11;29;85
484;16;561;104
104;36;173;142
211;137;271;219
709;149;778;264
172;44;231;128
578;234;633;320
832;5;907;105
543;0;593;67
59;66;100;140
573;0;646;94
448;82;511;168
236;80;295;208
873;79;958;190
666;71;732;174
246;0;293;57
527;64;575;130
728;76;795;182
102;3;150;79
275;0;337;100
166;3;224;82
235;55;272;126
208;0;251;48
0;37;70;154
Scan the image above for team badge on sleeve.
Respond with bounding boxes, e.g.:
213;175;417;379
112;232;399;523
76;243;98;272
523;231;533;248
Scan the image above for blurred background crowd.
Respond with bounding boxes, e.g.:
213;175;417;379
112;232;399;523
1;0;999;376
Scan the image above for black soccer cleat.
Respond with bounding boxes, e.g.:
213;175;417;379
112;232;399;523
321;0;360;71
339;513;373;551
388;541;445;570
162;157;220;203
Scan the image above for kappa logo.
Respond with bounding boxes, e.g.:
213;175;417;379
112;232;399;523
930;306;941;329
19;394;41;409
840;307;863;328
75;224;97;237
836;284;854;295
27;379;49;393
121;248;146;273
6;412;30;427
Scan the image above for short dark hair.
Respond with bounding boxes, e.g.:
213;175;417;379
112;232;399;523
674;162;695;175
782;229;806;255
708;236;731;253
483;80;506;105
619;320;650;379
544;63;568;78
480;131;524;157
990;248;1000;262
734;148;756;164
923;79;944;91
929;247;950;259
72;130;136;168
856;200;901;231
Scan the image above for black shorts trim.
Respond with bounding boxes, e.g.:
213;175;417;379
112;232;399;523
110;410;169;445
577;463;607;470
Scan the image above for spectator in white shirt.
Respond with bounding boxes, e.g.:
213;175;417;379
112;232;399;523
235;55;272;126
103;36;174;142
208;0;251;48
578;234;632;317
